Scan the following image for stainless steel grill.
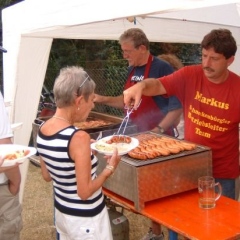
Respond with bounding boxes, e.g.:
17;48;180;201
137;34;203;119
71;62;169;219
97;132;212;211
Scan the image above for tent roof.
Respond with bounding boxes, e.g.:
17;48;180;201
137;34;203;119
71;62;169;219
3;0;240;41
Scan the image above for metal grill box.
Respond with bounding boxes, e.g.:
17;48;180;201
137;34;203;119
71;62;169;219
97;133;212;211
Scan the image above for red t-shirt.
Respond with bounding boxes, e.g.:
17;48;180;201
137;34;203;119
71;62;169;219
161;65;240;178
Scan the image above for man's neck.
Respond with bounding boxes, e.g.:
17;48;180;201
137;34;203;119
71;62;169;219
136;52;151;67
208;70;229;84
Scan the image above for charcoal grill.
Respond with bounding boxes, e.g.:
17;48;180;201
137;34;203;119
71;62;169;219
97;132;212;211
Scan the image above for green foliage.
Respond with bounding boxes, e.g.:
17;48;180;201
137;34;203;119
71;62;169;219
44;39;88;90
178;43;201;65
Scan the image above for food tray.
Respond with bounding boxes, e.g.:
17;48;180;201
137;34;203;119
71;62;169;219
121;132;208;166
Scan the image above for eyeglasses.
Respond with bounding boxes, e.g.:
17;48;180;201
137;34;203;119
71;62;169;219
122;49;135;55
121;45;141;55
77;75;91;96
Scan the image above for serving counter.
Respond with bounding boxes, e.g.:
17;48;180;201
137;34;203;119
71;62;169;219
103;188;240;240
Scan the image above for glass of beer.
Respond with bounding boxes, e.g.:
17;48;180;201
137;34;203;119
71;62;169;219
198;176;222;209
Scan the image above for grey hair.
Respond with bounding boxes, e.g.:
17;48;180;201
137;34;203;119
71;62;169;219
53;66;96;108
119;28;149;50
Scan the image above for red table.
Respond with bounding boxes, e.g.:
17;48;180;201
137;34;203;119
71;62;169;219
103;188;240;240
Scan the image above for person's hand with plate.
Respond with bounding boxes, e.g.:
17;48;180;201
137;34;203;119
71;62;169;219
0;162;21;172
103;147;121;175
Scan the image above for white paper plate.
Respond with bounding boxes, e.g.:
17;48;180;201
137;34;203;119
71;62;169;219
91;135;139;156
0;144;37;167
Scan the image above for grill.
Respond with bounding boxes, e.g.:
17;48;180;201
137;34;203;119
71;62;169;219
97;132;212;211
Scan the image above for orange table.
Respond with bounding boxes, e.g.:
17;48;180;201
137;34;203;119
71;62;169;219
103;188;240;240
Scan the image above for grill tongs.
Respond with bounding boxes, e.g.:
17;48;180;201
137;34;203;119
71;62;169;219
116;99;142;136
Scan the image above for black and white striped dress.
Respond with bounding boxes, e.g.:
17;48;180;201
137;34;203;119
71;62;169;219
36;126;105;217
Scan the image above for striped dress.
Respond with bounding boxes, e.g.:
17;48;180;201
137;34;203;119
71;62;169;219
36;126;105;217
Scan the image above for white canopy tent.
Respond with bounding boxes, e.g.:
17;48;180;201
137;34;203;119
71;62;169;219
2;0;240;202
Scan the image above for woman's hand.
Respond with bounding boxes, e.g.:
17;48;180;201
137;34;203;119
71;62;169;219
105;147;121;170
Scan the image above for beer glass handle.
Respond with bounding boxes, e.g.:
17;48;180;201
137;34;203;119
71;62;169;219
215;182;222;201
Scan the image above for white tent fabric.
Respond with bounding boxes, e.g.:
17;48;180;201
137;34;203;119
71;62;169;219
2;0;240;202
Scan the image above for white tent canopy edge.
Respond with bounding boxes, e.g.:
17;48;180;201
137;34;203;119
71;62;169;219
2;0;240;202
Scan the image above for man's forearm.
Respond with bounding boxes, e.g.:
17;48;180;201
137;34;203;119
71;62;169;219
142;78;167;96
95;94;124;109
124;78;168;109
158;108;183;131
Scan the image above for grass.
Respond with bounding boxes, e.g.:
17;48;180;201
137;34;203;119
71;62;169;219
20;163;56;240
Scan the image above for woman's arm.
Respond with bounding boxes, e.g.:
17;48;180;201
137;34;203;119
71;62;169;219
40;157;52;182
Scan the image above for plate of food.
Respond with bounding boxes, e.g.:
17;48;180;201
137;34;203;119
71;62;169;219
0;144;37;167
91;135;139;156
